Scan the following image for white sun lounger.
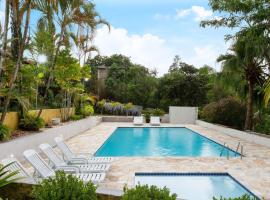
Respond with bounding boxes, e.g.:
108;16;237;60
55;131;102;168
150;116;161;126
133;116;144;125
1;157;34;183
23;149;105;183
54;137;113;165
39;143;110;173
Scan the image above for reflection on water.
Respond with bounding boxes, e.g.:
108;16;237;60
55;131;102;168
135;175;253;200
95;127;238;157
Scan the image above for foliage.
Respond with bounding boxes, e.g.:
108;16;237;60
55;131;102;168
201;0;270;131
70;115;84;121
19;114;45;131
201;97;246;130
88;55;158;107
151;108;165;117
142;108;152;123
121;185;177;200
213;194;257;200
32;171;97;200
80;105;94;117
156;61;209;111
0;162;21;189
254;111;270;135
96;100;141;116
0;124;11;141
142;108;165;123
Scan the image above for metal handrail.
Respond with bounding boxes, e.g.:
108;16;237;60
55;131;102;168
220;142;226;157
235;142;240;156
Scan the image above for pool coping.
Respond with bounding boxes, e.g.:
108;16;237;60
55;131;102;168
134;172;260;199
94;126;241;157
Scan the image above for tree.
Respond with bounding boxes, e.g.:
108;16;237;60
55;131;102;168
105;55;157;107
201;0;270;130
0;0;32;124
35;0;109;118
217;35;266;130
169;55;181;72
201;1;270;86
156;63;209;111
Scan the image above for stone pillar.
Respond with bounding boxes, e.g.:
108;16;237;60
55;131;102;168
97;65;108;99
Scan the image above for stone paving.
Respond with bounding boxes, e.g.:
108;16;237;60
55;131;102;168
61;122;270;199
21;122;270;199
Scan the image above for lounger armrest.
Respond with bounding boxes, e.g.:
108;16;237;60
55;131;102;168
68;157;88;164
55;165;80;173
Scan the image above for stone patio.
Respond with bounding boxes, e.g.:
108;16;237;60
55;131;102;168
61;122;270;199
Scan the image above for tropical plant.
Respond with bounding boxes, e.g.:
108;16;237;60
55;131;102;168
142;108;152;123
0;162;21;188
253;110;270;135
80;105;94;117
0;0;32;125
0;124;11;141
19;114;45;131
32;171;97;200
121;185;177;200
201;0;270;131
216;35;266;130
35;0;109;118
151;108;165;117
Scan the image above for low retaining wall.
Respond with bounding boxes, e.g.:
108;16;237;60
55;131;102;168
0;116;102;160
102;116;134;122
0;108;75;131
196;120;270;148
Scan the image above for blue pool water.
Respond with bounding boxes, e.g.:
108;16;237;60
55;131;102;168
135;173;257;200
95;127;239;157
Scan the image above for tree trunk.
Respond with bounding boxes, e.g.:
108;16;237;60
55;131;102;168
0;0;10;81
244;80;253;131
0;0;31;124
37;26;65;118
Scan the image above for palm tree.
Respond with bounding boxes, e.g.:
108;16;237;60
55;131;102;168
35;0;109;117
0;0;32;124
217;36;266;130
0;0;10;82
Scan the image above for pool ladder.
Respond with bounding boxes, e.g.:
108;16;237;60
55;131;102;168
220;142;244;159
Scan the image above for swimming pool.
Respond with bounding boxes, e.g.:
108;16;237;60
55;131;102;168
135;173;258;200
95;127;239;157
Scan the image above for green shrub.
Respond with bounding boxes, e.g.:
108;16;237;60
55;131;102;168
213;194;257;200
0;124;11;141
201;97;246;130
19;114;45;131
121;185;177;200
70;114;84;121
254;112;270;135
80;105;94;117
32;171;97;200
152;108;165;116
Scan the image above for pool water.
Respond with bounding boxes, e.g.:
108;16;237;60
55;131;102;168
135;173;257;200
95;127;239;157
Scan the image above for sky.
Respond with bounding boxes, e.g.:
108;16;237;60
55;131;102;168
92;0;232;75
0;0;232;76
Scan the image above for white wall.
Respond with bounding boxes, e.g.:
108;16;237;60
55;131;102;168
169;107;198;124
0;116;102;160
196;120;270;148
